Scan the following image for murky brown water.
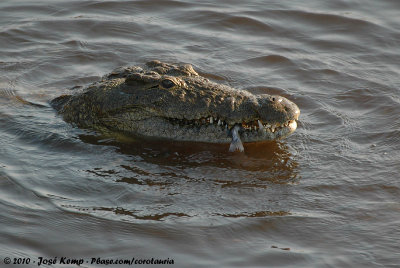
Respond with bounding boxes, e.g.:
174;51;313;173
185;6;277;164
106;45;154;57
1;0;400;267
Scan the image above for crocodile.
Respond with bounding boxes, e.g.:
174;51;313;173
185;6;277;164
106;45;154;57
51;60;300;151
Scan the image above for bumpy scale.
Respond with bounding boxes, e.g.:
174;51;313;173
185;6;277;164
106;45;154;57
51;60;300;151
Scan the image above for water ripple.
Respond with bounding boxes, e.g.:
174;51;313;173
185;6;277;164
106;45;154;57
1;0;400;266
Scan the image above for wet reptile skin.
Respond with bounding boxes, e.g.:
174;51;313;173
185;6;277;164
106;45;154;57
51;60;300;144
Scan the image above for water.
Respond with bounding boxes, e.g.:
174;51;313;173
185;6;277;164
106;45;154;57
1;0;400;267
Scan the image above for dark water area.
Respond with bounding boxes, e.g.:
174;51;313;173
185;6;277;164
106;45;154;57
1;0;400;267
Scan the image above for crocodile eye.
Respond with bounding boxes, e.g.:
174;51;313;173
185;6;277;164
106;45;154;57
161;79;176;89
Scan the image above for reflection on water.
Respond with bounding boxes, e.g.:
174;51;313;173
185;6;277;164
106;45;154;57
80;133;299;177
75;132;299;221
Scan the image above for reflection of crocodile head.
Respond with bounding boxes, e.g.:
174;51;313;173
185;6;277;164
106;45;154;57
51;60;300;151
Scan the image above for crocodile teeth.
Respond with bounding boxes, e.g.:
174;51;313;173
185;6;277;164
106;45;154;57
168;116;294;134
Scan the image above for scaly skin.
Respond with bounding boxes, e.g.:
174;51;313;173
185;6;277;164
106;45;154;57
51;60;300;144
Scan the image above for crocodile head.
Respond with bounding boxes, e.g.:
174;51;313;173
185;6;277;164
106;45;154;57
52;60;300;150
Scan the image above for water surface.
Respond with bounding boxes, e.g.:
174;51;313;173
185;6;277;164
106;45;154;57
1;0;400;267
